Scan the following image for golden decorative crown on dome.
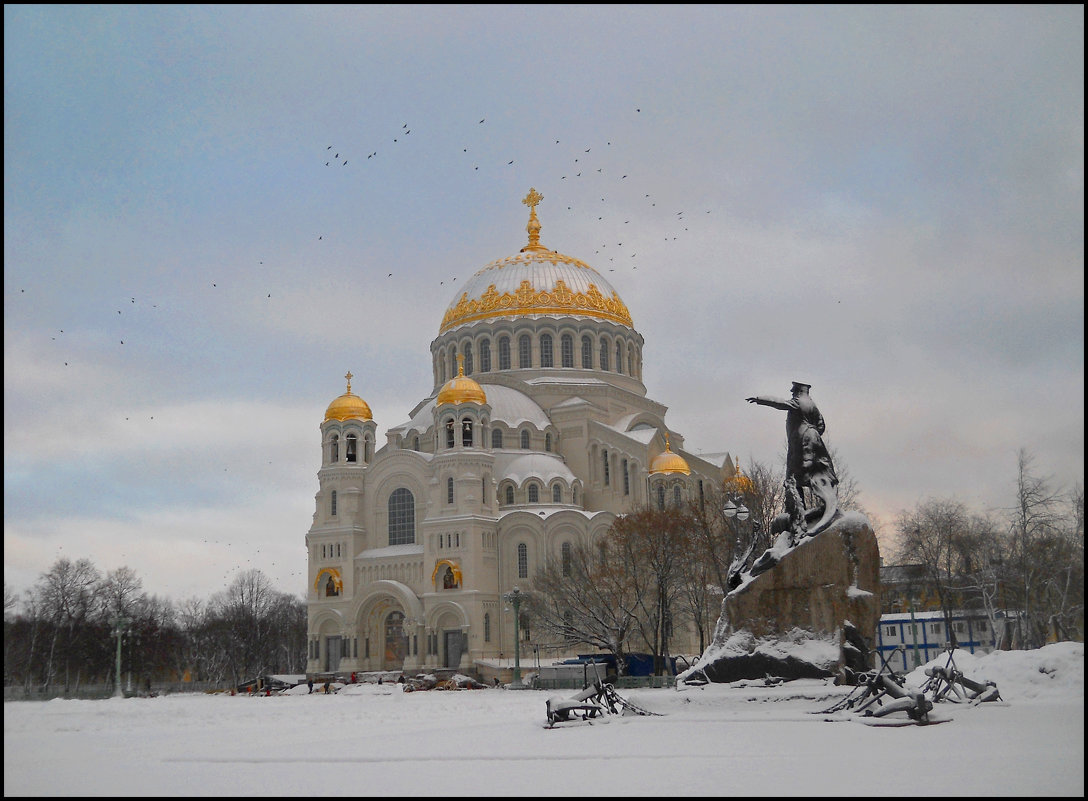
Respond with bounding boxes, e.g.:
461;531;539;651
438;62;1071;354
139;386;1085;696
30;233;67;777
436;355;487;406
439;189;634;333
649;434;691;476
324;372;373;422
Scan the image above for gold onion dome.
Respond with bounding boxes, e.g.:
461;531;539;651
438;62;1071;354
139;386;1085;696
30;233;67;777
439;188;634;333
724;467;755;495
437;355;487;406
324;372;373;422
650;435;691;476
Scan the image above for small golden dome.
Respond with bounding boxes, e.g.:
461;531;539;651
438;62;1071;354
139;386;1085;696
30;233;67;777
324;372;373;422
437;355;487;406
724;466;754;496
649;434;691;476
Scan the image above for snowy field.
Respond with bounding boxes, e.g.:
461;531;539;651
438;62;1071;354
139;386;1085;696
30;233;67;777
5;642;1083;797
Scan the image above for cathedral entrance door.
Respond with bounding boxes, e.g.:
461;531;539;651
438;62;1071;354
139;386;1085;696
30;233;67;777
444;630;463;669
325;636;341;673
383;611;407;670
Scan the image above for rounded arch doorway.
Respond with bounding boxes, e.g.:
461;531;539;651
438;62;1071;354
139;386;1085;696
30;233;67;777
383;610;408;670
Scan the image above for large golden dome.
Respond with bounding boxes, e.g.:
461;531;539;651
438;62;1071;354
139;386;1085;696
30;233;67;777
436;355;487;406
439;188;634;334
649;435;691;476
324;372;373;422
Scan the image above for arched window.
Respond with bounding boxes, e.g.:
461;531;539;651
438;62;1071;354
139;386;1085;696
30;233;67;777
603;449;610;486
628;344;636;378
505;485;515;505
439;354;446;384
517;543;528;579
545;433;552;452
599;337;609;371
499;336;511;370
461;417;473;447
657;484;666;510
491;429;503;449
674;485;682;507
561;542;572;577
463;343;473;375
445;420;455;449
413;435;420;451
480;339;491;372
552;483;562;503
572;486;579;505
528;483;539;503
561;334;574;367
518;334;531;368
581;335;593;368
484;612;491;643
623;459;630;496
388;488;415;545
447;476;454;504
364;437;371;462
450;348;457;380
482;475;488;506
330;490;337;516
615;341;623;373
346;433;357;463
329;434;339;463
540;333;553;367
520;430;530;449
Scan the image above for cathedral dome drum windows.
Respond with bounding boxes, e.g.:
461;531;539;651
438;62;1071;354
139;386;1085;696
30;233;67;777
388;488;416;545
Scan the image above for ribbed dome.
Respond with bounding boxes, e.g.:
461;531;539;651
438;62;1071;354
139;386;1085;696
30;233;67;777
436;355;487;406
324;372;373;422
439;188;634;334
649;436;691;476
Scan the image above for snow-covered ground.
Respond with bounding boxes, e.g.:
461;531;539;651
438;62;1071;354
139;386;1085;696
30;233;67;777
5;642;1083;796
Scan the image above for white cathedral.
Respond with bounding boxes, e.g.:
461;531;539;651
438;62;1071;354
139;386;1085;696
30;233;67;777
305;188;737;678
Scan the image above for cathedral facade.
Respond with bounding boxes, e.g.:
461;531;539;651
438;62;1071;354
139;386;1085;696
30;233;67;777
305;189;735;677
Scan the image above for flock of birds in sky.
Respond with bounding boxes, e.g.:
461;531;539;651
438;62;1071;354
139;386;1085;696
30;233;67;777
22;105;717;600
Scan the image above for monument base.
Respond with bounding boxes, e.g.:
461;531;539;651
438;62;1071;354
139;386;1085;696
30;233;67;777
682;512;881;684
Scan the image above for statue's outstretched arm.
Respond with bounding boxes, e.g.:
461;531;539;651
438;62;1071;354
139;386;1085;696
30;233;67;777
746;395;795;411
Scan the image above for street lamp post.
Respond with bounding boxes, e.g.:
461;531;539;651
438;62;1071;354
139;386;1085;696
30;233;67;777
503;587;524;685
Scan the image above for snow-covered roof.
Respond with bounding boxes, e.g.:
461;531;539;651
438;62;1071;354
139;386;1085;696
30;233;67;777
494;451;576;484
356;543;425;559
483;384;551;428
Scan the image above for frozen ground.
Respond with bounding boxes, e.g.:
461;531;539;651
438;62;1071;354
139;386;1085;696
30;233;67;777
4;642;1083;796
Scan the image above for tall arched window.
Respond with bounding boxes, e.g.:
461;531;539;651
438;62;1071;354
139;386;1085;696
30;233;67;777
581;335;593;368
505;485;515;505
517;543;528;579
623;459;630;495
329;434;339;463
628;344;636;378
445;420;455;448
439;354;446;383
449;348;457;380
388;488;416;545
412;435;420;451
656;484;666;510
540;333;553;367
491;429;503;449
602;449;610;486
480;339;491;372
599;337;610;371
615;341;623;373
463;343;473;375
447;477;454;504
364;437;371;462
552;483;562;503
330;490;337;516
461;417;473;447
674;485;682;506
528;483;539;503
561;334;574;367
518;334;531;368
484;612;491;643
545;433;552;452
572;486;578;505
499;336;511;370
346;433;357;463
520;430;530;449
562;541;572;577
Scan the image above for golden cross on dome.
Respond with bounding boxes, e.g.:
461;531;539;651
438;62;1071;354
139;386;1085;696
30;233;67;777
522;187;544;250
456;353;465;376
345;371;353;392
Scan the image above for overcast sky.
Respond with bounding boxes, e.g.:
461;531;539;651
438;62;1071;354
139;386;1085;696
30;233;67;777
4;5;1083;604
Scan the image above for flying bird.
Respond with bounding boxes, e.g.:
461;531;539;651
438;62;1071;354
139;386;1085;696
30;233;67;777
479;118;485;123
